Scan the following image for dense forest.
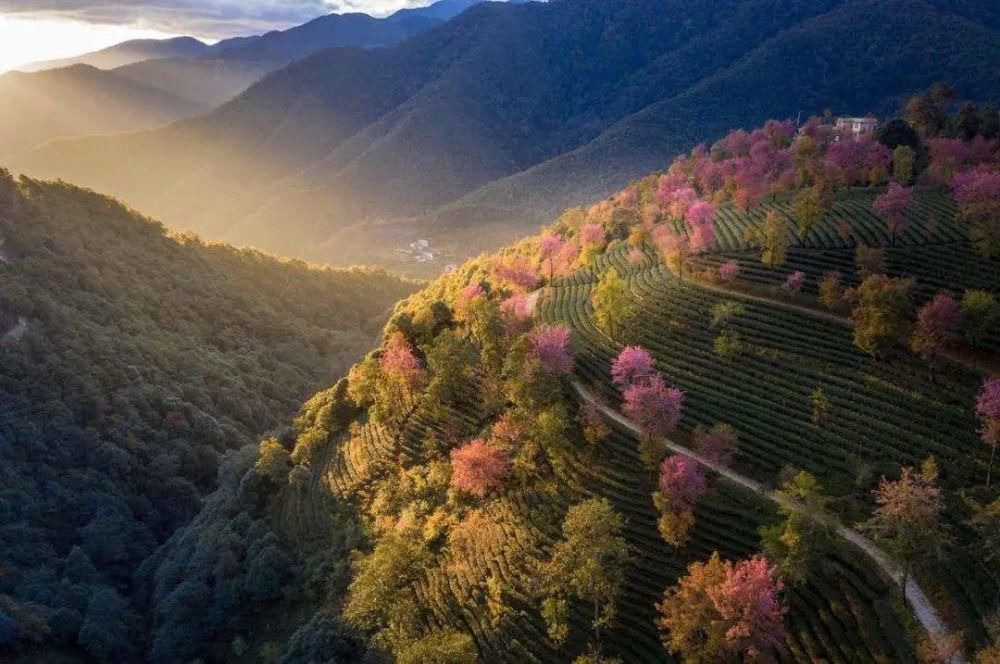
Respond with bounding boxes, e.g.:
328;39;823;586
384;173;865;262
0;171;416;660
15;0;1000;275
133;93;1000;663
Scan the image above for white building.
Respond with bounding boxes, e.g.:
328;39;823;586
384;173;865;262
835;116;878;139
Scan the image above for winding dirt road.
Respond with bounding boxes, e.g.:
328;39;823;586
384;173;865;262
526;286;961;655
571;380;956;653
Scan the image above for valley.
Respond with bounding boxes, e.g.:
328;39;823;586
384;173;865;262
0;1;998;662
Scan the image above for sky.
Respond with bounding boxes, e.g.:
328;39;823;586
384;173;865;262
0;0;438;72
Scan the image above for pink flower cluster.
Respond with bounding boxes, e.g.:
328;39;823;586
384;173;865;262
718;260;741;283
529;324;573;375
611;346;655;388
658;455;708;511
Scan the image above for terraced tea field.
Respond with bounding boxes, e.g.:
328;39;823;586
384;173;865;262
316;376;920;662
537;251;997;643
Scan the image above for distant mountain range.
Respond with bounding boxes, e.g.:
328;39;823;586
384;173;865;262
12;0;1000;275
0;0;492;160
16;36;217;72
0;65;208;160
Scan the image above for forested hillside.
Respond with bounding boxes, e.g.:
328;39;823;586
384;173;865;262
0;65;208;160
139;102;1000;662
14;0;1000;275
0;171;417;660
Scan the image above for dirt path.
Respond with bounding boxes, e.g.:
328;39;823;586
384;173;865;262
525;289;959;653
693;278;996;377
571;380;959;656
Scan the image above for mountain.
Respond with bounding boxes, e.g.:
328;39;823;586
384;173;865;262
14;0;1000;276
108;0;488;108
128;117;1000;662
0;65;209;160
0;169;417;661
0;1;481;161
16;36;212;72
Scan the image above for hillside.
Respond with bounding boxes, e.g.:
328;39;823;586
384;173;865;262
13;0;1000;276
0;1;473;162
0;170;417;661
17;36;213;72
130;113;1000;662
0;65;209;160
107;0;482;108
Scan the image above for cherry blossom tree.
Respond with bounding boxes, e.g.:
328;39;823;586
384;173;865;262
611;346;655;389
951;169;1000;205
552;240;582;277
950;169;1000;258
707;555;787;659
653;225;693;279
539;233;565;279
380;331;427;393
783;271;806;294
456;283;485;321
695;423;738;466
499;293;532;335
529;325;573;376
666;187;698;221
718;261;740;283
657;552;786;662
658;455;708;511
910;292;960;369
493;255;538;292
581;223;607;248
927;138;971;183
654;454;708;546
451;439;511;497
976;378;1000;486
622;375;684;437
872;182;914;244
627;248;645;265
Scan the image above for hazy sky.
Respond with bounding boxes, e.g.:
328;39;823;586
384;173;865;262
0;0;441;71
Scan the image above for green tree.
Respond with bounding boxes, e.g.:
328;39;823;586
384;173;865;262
962;291;1000;350
591;268;636;340
760;471;834;584
543;499;629;644
905;84;952;137
396;629;477;664
541;597;569;647
255;438;292;485
790;183;832;236
818;271;843;310
809;387;830;425
77;588;138;661
850;275;913;359
854;244;886;278
745;211;791;267
344;535;428;651
891;145;916;184
862;458;949;591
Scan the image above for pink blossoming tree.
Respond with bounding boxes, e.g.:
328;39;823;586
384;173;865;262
658;455;708;511
622;375;684;437
976;378;1000;486
451;439;511;497
529;325;573;376
611;346;655;389
872;182;914;245
910;292;960;368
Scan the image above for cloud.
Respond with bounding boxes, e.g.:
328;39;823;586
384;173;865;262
0;0;436;38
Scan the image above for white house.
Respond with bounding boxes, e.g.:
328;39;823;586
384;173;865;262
835;116;878;139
